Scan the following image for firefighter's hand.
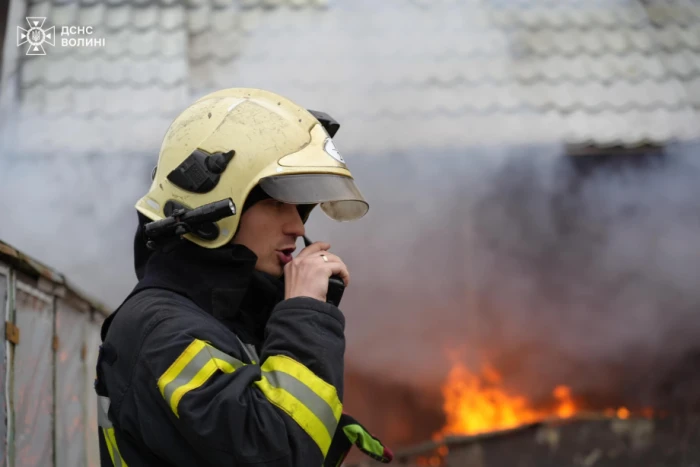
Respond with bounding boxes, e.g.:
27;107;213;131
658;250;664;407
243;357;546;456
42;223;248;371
284;241;350;302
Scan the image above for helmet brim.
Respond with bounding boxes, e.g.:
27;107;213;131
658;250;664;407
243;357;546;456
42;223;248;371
259;174;369;221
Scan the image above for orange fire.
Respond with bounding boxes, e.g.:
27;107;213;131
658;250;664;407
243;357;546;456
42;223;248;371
415;361;655;465
435;362;646;438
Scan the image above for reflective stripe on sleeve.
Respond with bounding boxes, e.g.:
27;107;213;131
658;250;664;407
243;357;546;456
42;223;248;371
234;334;260;364
255;355;342;457
97;396;129;467
157;339;246;417
156;339;342;457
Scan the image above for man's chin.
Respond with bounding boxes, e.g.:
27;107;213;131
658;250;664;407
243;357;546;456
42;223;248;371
254;263;284;279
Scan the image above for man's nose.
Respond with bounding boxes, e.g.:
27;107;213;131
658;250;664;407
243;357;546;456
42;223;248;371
283;205;305;237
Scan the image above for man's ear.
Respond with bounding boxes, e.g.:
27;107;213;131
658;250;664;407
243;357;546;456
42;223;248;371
230;208;250;243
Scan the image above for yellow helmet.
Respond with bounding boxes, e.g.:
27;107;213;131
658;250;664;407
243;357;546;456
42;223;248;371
135;88;369;249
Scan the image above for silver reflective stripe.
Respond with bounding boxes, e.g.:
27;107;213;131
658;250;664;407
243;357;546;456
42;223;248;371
111;446;124;467
98;396;112;428
206;344;246;369
262;370;339;438
245;344;260;364
162;343;246;405
97;396;125;467
161;345;213;405
234;334;258;364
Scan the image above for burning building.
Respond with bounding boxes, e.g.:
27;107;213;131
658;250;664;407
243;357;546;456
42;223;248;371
339;150;700;465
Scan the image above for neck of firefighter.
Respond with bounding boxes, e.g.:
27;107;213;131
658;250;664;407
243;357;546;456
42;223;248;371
231;198;305;278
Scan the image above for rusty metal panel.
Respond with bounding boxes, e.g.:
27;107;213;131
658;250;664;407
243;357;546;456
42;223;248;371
441;417;700;467
0;263;9;467
0;242;109;319
358;416;700;466
84;318;102;467
55;298;86;467
13;281;54;467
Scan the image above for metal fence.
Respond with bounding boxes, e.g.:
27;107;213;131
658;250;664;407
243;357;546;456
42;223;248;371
0;239;108;467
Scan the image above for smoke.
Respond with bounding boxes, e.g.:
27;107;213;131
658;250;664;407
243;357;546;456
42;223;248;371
467;149;700;408
306;142;700;424
3;133;700;449
0;155;154;308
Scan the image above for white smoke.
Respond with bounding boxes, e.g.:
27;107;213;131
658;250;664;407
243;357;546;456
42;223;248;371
308;142;700;411
0;155;154;308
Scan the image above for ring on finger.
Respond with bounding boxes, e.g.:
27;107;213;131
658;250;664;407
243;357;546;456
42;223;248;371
321;254;328;263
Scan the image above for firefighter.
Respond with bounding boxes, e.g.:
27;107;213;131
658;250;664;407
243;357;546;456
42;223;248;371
94;88;393;466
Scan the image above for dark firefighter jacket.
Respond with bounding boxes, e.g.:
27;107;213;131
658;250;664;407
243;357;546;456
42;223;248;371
94;219;392;467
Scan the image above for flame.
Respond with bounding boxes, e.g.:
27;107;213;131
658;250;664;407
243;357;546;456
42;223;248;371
437;362;555;436
552;385;575;418
436;362;650;438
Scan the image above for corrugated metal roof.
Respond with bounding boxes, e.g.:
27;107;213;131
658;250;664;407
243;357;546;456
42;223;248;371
227;0;700;154
0;0;326;156
0;238;111;315
1;0;699;157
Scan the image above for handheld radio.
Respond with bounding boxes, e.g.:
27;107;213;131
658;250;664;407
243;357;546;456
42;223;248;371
302;235;345;307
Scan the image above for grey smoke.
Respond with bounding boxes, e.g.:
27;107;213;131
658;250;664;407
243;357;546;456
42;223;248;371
308;143;700;412
2;139;700;421
0;155;154;308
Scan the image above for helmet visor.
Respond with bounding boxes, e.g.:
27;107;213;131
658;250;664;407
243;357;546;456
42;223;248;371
259;174;369;221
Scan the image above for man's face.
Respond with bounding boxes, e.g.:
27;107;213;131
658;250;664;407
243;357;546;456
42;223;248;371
232;199;305;277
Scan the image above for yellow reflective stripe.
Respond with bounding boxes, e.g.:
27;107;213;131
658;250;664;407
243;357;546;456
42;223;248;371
212;358;237;373
157;339;244;417
169;359;220;416
97;396;128;466
262;355;342;421
155;338;343;457
256;355;343;457
255;375;334;456
103;427;128;467
157;339;207;398
102;428;116;463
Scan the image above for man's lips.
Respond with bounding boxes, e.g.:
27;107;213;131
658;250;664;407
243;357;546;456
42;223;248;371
277;247;295;265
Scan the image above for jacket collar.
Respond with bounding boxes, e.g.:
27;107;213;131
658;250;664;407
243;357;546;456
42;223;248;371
136;240;258;316
131;214;284;342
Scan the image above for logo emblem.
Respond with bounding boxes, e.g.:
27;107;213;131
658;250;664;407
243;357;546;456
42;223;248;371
324;138;345;164
17;17;55;56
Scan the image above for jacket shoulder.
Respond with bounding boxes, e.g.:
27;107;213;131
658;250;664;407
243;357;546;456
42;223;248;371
100;289;237;411
101;288;225;394
107;288;208;339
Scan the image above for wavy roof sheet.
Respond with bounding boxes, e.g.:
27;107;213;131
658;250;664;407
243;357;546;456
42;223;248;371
1;0;698;157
